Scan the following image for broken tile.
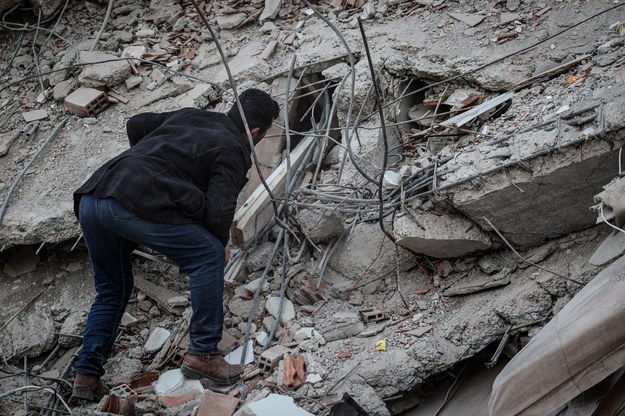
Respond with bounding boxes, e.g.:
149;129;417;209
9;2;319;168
196;390;239;416
224;340;254;365
22;109;48;122
407;325;433;337
153;369;184;395
448;12;485;27
500;12;520;25
247;394;314;416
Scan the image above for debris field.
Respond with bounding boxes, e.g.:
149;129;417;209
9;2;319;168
1;0;625;415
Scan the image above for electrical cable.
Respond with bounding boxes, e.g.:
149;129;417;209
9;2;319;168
90;0;114;51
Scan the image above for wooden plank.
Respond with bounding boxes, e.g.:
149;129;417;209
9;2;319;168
231;136;315;248
442;91;515;128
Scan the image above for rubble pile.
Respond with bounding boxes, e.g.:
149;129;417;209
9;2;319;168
1;0;625;415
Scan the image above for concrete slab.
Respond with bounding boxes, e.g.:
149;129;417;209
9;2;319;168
394;210;492;258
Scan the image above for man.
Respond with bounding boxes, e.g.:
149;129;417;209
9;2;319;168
70;89;280;402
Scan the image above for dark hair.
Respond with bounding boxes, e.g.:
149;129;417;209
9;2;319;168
227;88;280;134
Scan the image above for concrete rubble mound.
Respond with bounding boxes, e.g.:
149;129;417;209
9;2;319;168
1;0;625;415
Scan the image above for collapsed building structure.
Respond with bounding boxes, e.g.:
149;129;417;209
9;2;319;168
0;0;625;415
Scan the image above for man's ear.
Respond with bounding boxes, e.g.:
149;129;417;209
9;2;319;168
250;127;263;144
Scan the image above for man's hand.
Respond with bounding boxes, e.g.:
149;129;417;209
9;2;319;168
224;245;231;265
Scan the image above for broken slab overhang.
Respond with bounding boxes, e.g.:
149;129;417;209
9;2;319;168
435;96;625;249
394;209;492;258
490;254;625;415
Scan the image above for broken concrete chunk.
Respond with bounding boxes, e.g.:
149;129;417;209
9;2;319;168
532;59;560;77
322;320;365;342
500;12;520;25
448;12;485;27
217;13;247;30
58;310;88;347
296;208;344;243
247;394;313;416
78;51;131;88
394;210;491;258
225;340;255;365
259;0;283;23
244;277;269;295
0;306;56;358
121;312;138;327
53;79;76;101
589;230;625;266
265;296;296;322
144;327;171;354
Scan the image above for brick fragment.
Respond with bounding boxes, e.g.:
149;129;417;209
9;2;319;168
258;344;290;375
64;87;108;117
196;390;239;416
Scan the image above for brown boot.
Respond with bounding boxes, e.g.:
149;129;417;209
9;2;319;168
70;373;109;403
181;354;243;385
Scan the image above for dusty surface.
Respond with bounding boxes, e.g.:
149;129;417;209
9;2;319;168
1;0;625;415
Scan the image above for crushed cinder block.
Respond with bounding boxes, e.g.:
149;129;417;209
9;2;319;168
64;87;108;117
359;309;386;323
144;327;171;354
98;384;137;415
196;390;239;416
258;345;290;375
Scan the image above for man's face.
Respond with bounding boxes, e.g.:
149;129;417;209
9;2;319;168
252;127;267;146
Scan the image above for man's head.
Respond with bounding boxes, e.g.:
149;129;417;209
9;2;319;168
227;88;280;145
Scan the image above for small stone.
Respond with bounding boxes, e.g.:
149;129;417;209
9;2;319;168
266;297;296;322
144;327;171;354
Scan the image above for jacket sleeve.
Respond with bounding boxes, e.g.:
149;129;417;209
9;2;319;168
126;112;173;147
203;147;248;244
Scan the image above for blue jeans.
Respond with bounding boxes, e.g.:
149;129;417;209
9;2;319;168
75;194;225;376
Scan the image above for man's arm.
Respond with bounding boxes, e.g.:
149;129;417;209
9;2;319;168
202;147;248;243
126;112;173;146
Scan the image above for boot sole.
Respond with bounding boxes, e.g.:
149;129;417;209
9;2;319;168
180;364;240;386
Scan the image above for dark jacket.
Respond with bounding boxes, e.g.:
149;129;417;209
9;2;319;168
73;108;251;245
